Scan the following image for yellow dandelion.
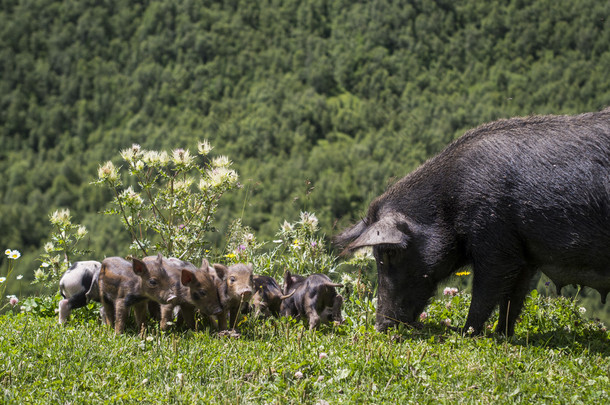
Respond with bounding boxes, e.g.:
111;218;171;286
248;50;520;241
456;271;471;276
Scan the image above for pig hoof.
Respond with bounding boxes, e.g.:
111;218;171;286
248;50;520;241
218;329;241;339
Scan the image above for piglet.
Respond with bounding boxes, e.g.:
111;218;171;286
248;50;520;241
213;263;254;330
99;254;177;334
280;271;344;330
58;261;102;324
250;275;294;318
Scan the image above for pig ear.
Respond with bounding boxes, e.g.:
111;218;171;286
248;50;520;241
156;253;163;266
346;213;410;251
213;263;228;280
200;258;210;271
181;269;194;286
132;258;150;277
283;270;293;290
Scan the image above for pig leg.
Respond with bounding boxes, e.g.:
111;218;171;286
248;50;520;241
217;310;228;331
114;299;129;334
160;304;175;331
496;266;537;336
463;263;506;335
305;300;321;330
332;294;344;324
101;299;115;328
133;301;148;334
59;291;87;324
179;304;197;330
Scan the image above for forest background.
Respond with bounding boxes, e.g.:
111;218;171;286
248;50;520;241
1;0;610;318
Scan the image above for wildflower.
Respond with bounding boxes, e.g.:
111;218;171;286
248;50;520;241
544;281;551;286
174;178;194;193
316;376;324;383
120;186;143;206
420;312;428;321
142;150;160;166
120;144;142;163
16;275;23;280
299;211;319;231
467;326;475;334
172;148;195;167
442;318;451;326
443;287;458;296
77;226;88;238
225;253;236;259
579;307;586;314
281;220;294;233
212;155;231;168
207;167;238;188
34;269;46;281
4;249;11;256
142;378;149;385
8;296;18;307
340;274;354;285
319;352;328;359
50;209;71;226
198;140;213;156
293;239;300;245
176;373;184;384
311;241;318;248
0;277;5;283
8;250;21;260
97;161;119;183
294;371;304;379
273;240;283;243
455;271;471;276
41;262;50;268
236;244;247;253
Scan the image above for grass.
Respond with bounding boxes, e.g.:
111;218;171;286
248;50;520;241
1;291;610;404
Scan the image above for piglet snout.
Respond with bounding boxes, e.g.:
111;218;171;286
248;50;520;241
166;294;178;304
240;289;253;301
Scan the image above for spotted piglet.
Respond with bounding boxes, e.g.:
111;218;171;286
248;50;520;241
280;271;344;330
58;261;102;324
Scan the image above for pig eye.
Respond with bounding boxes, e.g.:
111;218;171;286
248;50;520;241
230;276;236;283
148;279;158;287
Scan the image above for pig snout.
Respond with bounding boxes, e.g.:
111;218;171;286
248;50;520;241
239;288;253;301
166;294;178;304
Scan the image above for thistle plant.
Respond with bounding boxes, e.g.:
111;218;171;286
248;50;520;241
94;141;239;263
34;208;91;286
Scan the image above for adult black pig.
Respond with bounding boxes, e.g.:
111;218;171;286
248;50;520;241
336;108;610;336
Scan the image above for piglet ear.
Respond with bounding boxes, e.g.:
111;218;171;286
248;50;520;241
156;253;163;266
200;258;210;271
283;270;293;291
212;263;228;280
346;213;410;251
132;258;149;277
181;269;194;286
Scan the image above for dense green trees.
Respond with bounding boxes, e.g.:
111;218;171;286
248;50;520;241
1;0;610;287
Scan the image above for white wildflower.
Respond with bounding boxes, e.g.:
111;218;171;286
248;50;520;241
212;155;231;168
197;140;213;156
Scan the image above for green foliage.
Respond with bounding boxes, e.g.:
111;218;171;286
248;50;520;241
223;212;339;281
34;208;91;287
93;141;239;261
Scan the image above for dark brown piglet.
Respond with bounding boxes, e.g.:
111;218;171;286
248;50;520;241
250;275;294;318
280;271;344;330
178;258;225;329
213;263;254;330
99;254;176;334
